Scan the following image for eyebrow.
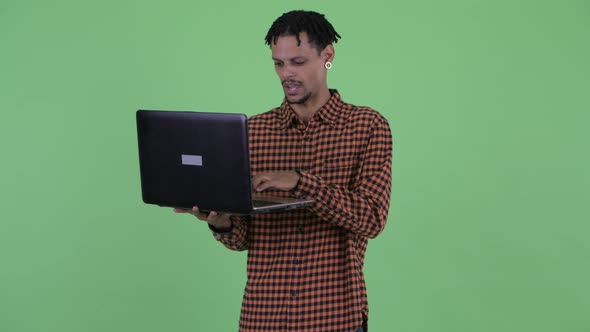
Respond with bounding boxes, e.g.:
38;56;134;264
272;56;307;62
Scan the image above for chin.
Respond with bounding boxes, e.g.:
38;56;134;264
286;93;311;105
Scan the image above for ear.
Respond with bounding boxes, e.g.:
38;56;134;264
322;44;335;63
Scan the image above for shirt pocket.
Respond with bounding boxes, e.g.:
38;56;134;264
320;154;360;187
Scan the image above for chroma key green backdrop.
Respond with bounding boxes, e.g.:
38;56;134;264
1;0;589;331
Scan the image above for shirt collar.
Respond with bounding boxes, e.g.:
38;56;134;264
275;89;344;130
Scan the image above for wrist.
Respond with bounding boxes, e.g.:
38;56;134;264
292;169;303;190
210;218;232;232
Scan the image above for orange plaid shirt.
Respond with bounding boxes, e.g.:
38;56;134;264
212;90;393;332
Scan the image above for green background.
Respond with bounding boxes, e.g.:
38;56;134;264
1;0;589;331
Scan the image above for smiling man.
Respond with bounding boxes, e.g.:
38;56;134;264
175;10;393;332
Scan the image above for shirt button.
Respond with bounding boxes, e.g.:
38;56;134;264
304;136;312;142
297;227;304;234
294;259;301;265
290;290;298;297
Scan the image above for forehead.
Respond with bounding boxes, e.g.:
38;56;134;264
271;32;318;59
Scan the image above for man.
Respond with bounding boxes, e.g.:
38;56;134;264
175;10;392;332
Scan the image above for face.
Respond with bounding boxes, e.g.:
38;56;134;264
271;32;333;105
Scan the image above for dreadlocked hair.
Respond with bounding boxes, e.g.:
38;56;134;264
264;10;341;52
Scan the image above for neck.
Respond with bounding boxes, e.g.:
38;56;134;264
290;87;331;124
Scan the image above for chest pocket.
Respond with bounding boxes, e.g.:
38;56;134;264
320;154;360;188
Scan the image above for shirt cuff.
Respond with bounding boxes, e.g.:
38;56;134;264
209;216;238;236
292;169;320;199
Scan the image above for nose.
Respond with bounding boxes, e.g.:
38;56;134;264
278;63;296;80
285;64;296;77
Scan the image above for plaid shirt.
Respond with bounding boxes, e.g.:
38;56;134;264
212;90;393;332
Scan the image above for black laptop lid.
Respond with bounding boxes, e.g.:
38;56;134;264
136;110;254;214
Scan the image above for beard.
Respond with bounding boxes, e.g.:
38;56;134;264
282;79;311;105
286;92;312;105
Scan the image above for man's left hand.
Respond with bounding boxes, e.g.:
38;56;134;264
252;171;300;192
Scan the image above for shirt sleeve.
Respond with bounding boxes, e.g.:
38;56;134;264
209;215;250;251
292;114;393;239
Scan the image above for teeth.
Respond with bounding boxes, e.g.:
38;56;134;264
284;83;300;93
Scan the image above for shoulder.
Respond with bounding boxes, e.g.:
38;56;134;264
341;102;390;129
248;108;282;129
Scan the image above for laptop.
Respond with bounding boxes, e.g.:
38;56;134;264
136;110;313;215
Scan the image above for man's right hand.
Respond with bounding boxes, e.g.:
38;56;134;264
173;206;232;231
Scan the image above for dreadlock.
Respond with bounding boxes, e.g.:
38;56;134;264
264;10;341;53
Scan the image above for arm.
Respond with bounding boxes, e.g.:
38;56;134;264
295;115;392;238
209;215;250;251
173;207;250;251
254;116;393;238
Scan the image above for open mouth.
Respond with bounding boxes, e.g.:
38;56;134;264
283;80;302;95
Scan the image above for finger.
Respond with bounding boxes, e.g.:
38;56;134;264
207;211;227;221
208;210;221;222
206;211;231;228
252;174;270;190
191;206;211;221
251;175;262;190
256;179;274;192
173;207;191;213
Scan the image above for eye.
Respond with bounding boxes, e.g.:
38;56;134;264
274;62;283;67
293;60;305;66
